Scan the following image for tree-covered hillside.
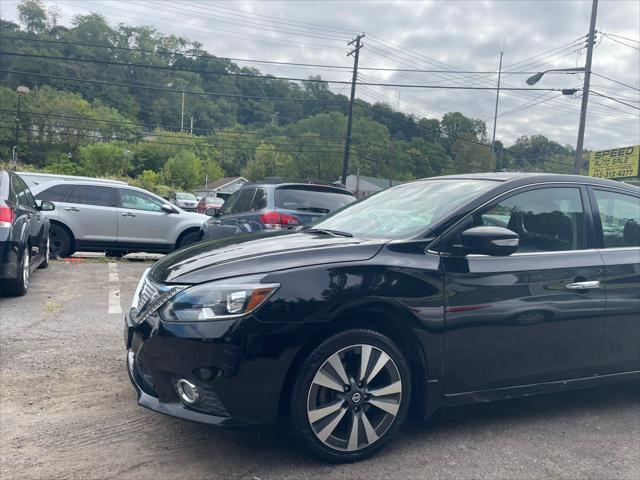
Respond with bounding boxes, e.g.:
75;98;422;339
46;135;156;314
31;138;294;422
0;0;577;192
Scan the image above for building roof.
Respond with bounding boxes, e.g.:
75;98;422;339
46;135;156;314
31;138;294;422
346;174;403;191
199;176;248;190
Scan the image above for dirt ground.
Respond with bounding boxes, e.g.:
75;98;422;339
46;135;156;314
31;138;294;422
1;258;639;480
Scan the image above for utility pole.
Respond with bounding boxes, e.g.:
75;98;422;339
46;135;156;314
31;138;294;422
491;45;504;169
180;88;185;132
190;116;194;134
575;0;598;175
342;33;364;186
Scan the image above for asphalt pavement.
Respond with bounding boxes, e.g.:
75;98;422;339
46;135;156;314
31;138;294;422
1;258;638;479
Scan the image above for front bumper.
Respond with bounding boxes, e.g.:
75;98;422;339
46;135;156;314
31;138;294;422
124;311;297;427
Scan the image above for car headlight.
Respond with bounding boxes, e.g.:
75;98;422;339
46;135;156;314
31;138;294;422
159;280;280;322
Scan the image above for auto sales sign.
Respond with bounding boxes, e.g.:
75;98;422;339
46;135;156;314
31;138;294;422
589;145;639;179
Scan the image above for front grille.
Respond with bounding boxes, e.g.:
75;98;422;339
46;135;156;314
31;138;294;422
171;376;230;417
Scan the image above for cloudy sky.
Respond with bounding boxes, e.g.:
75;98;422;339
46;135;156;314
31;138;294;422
2;0;639;149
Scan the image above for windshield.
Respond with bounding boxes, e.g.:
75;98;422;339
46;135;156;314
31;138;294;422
176;193;196;200
310;179;496;239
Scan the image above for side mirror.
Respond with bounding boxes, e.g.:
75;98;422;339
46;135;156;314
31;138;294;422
461;226;519;256
38;200;55;211
162;204;178;214
205;207;220;217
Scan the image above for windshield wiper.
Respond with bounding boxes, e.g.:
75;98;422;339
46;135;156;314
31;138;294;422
305;228;353;237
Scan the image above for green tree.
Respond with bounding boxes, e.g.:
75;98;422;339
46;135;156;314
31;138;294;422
161;150;202;189
79;143;130;176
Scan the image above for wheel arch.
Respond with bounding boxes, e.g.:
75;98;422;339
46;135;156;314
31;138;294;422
175;226;201;248
49;219;76;248
278;302;429;420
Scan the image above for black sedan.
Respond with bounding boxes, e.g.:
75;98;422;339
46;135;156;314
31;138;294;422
0;170;54;296
124;173;640;462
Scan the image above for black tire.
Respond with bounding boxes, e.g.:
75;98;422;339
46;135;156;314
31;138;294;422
1;244;30;296
289;329;411;463
38;232;50;269
176;230;200;249
105;250;126;258
49;223;73;258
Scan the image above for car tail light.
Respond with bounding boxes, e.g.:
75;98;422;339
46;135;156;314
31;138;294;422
0;205;15;228
259;211;301;228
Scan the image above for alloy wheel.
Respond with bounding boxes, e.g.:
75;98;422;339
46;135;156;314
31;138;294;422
306;344;402;452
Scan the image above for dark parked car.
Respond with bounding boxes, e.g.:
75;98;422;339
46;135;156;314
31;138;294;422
125;173;640;462
199;183;355;241
0;170;54;296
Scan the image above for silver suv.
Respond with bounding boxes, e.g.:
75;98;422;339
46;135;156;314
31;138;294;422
31;181;209;257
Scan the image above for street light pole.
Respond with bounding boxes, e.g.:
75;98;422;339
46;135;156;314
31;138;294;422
574;0;598;175
12;85;30;165
491;47;504;166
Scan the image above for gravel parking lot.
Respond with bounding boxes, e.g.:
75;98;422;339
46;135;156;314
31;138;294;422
1;259;639;480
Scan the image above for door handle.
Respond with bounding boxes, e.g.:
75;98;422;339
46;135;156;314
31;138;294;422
565;280;600;290
121;212;136;218
64;207;80;212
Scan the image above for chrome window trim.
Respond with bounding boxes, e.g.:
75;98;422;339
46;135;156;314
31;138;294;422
466;249;599;259
598;246;640;252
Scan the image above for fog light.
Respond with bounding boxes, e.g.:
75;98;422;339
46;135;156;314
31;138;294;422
175;379;199;405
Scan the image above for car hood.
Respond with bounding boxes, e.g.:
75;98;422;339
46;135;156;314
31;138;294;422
150;231;386;284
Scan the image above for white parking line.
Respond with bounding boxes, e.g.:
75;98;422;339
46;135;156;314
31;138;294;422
108;262;119;283
108;263;122;314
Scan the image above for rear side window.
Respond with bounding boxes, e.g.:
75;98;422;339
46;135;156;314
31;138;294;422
594;189;640;248
65;185;115;207
34;184;74;202
476;187;586;253
12;175;36;209
275;187;354;213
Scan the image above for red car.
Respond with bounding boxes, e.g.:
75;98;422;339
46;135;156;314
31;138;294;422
196;196;225;215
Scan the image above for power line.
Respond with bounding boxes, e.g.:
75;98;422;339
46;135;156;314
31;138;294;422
0;35;353;70
602;34;640;51
0;69;348;103
601;32;640;44
1;52;573;92
0;51;354;84
591;72;640;92
0;109;348;139
590;90;640;110
357;102;575;168
0;124;345;153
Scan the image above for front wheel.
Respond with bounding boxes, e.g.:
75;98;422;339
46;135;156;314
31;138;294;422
290;329;411;463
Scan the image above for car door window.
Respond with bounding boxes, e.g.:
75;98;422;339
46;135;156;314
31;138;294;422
251;188;267;211
228;188;255;214
219;191;239;215
120;189;164;212
476;187;586;252
82;186;115;207
594;189;640;248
